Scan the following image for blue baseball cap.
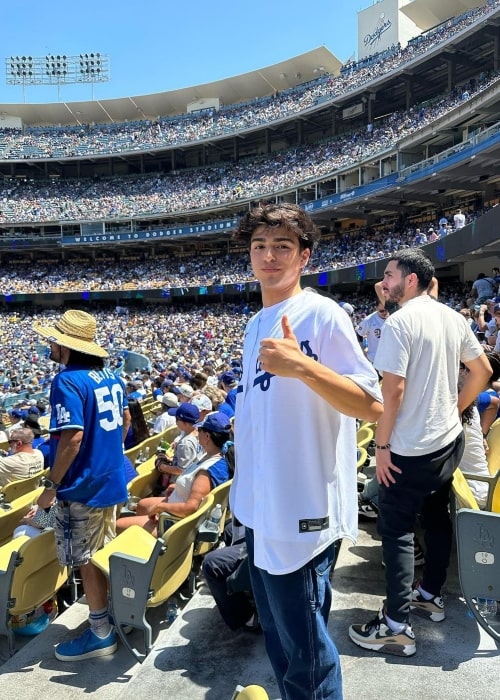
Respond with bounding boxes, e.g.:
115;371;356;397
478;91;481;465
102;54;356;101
219;371;237;386
195;412;231;434
168;403;200;423
10;409;27;420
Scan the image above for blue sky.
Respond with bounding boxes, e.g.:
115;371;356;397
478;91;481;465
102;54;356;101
1;0;373;105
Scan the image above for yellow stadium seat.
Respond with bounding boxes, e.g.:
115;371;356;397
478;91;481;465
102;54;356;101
0;487;44;546
0;529;68;655
231;685;270;700
0;469;48;504
92;493;214;662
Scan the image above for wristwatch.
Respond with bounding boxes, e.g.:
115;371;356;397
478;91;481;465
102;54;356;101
41;476;61;490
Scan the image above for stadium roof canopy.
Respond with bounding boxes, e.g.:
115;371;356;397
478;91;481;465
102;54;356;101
0;46;342;128
400;0;485;31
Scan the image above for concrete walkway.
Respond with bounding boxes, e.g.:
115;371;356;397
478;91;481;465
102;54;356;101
1;518;499;699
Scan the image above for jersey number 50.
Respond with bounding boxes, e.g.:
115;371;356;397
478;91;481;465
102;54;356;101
94;384;124;431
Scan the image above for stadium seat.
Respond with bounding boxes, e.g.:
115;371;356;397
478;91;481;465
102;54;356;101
0;487;44;546
356;424;374;449
124;424;179;466
0;469;48;503
193;479;232;551
456;508;500;642
136;458;157;476
126;469;159;502
451;468;480;512
91;493;214;662
356;447;368;471
458;421;500;513
230;685;270;700
0;529;68;655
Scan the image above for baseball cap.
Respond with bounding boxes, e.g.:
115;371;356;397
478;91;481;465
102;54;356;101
195;412;231;434
339;301;355;316
9;408;27;420
192;394;213;412
219;371;237;386
494;304;500;314
158;392;179;408
168;403;200;423
177;383;194;399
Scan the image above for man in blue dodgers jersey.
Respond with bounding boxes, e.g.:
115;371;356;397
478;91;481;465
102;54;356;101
231;203;383;700
34;310;130;662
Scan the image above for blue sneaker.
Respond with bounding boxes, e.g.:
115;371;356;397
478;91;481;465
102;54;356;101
55;628;117;661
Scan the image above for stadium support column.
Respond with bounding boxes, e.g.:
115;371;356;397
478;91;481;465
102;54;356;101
265;128;271;154
402;76;413;111
296;119;303;146
233;136;238;161
494;32;499;72
446;56;456;93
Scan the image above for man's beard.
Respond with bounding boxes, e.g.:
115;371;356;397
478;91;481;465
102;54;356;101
386;282;405;304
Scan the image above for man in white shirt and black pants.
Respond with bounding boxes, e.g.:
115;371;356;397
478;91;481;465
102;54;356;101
349;249;491;657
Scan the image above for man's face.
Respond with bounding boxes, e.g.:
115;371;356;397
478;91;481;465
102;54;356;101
381;260;410;304
49;341;65;363
376;304;389;319
250;225;310;304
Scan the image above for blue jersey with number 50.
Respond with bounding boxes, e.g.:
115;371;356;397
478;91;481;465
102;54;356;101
48;365;128;507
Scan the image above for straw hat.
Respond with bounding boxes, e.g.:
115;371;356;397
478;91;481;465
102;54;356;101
33;310;108;358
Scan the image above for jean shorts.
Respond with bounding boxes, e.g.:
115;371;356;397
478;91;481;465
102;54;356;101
54;501;116;566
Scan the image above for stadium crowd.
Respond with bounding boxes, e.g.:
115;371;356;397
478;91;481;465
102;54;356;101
0;1;497;161
0;272;485;412
0;69;498;226
0;207;490;294
0;303;251;407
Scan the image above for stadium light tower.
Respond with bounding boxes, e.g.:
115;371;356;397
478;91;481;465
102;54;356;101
5;53;110;102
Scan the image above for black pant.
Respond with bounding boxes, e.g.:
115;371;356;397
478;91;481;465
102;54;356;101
202;543;254;630
377;432;465;623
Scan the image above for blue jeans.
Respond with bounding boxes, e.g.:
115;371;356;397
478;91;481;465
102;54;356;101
246;528;342;700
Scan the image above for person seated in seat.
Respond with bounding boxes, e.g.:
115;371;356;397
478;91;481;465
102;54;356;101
0;426;44;487
23;416;50;468
458;348;500;508
154;403;200;493
202;519;260;632
116;412;234;536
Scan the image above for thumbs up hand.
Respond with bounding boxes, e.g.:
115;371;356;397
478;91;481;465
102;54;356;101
258;315;305;378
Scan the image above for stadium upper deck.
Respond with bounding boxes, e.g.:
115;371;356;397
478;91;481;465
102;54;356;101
0;0;498;279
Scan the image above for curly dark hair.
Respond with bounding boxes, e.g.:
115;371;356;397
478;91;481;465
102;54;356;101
233;202;320;252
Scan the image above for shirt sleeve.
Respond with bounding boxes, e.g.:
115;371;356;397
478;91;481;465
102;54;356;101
174;435;198;470
49;374;85;431
374;322;410;377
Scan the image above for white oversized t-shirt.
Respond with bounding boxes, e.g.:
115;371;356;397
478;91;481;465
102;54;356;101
231;289;382;575
374;295;483;455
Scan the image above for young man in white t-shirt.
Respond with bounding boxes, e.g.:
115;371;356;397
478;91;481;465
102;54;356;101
349;249;491;657
231;203;383;700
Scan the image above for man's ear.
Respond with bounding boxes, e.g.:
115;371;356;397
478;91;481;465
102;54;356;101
300;248;311;268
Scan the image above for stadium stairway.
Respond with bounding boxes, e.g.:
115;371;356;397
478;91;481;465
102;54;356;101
0;517;499;699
